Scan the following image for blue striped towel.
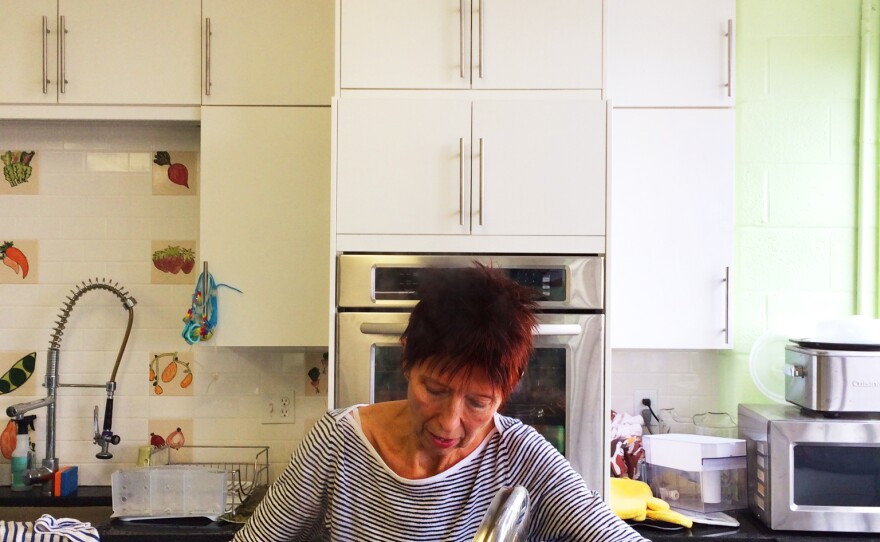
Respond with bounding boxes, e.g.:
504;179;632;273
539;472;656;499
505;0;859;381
0;515;99;541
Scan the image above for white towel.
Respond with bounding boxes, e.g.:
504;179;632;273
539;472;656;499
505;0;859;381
0;515;100;542
34;515;99;542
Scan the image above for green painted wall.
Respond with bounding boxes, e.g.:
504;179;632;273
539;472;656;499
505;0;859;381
719;0;863;416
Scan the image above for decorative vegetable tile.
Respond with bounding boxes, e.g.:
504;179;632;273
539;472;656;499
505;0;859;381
303;351;328;396
148;419;193;463
0;240;37;284
0;150;39;195
0;352;37;396
151;151;198;195
150;240;197;285
149;352;194;397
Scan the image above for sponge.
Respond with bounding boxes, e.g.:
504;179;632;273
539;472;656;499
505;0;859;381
53;466;78;497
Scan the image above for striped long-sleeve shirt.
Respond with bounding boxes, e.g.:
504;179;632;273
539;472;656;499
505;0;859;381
234;406;648;542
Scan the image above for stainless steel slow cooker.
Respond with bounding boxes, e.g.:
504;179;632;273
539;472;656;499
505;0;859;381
785;339;880;413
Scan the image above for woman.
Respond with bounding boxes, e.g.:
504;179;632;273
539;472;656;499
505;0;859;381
235;265;646;541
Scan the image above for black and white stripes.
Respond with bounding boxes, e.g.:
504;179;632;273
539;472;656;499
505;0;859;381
235;407;647;542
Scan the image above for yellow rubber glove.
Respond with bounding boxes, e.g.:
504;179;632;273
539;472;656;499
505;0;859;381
609;478;693;528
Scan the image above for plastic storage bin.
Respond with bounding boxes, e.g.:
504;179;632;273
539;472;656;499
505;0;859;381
643;433;746;513
111;465;229;520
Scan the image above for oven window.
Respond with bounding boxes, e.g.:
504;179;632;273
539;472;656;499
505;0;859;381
504;348;567;454
793;444;880;506
369;345;567;454
373;345;407;403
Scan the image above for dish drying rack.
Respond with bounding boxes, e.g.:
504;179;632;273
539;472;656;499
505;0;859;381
151;445;269;512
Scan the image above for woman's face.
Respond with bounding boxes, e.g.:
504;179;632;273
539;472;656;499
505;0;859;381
407;361;502;457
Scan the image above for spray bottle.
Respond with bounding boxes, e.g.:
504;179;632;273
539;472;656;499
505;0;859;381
10;414;36;492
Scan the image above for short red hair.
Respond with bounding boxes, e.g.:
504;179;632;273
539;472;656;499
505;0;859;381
400;264;537;401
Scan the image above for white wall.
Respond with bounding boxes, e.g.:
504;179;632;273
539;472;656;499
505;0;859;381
0;121;327;486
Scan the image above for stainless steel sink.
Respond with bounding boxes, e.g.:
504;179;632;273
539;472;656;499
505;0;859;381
0;506;112;524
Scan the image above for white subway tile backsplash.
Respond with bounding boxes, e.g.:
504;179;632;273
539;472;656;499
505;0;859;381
0;122;324;486
86;152;131;172
52;219;107;241
39;151;86;173
611;350;721;426
0;195;41;217
129;153;152;172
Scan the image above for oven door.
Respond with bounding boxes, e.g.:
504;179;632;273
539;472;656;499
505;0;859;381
335;311;605;490
768;419;880;532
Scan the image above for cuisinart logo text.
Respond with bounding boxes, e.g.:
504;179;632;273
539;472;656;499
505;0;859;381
851;380;880;388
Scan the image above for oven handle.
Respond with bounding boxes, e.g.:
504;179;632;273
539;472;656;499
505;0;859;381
358;322;583;337
359;322;408;335
533;324;582;336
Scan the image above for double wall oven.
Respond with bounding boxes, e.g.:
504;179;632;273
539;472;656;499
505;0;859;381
334;254;606;493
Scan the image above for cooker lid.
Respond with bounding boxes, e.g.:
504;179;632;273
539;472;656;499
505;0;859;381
790;338;880;352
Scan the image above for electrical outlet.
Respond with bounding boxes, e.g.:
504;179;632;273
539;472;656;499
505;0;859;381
633;389;658;418
262;373;296;424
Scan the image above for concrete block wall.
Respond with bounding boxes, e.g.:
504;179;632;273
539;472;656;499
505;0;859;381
612;0;862;424
0;121;326;486
717;0;861;416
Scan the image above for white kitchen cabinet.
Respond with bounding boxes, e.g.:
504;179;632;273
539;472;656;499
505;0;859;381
200;107;330;347
606;0;735;107
202;0;333;106
336;97;606;237
339;0;601;90
609;108;734;349
0;0;58;104
0;0;201;105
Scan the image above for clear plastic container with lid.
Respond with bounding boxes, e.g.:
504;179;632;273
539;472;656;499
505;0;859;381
111;465;228;520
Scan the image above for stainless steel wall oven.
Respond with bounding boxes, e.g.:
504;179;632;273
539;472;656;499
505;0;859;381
334;254;606;493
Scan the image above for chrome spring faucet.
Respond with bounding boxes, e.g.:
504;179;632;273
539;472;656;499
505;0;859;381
6;278;136;495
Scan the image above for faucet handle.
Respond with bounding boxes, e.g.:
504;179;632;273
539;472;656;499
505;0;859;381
93;404;121;459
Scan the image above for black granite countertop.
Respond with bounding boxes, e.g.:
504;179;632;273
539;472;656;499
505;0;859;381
0;486;240;541
4;487;880;541
632;509;880;541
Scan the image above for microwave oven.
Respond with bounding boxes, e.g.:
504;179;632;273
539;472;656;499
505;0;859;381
738;403;880;533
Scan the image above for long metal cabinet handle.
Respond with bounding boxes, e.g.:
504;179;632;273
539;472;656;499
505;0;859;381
725;19;732;98
459;138;464;225
478;0;483;78
478;138;484;225
59;15;66;94
42;16;49;94
460;0;465;79
205;18;212;96
723;266;730;344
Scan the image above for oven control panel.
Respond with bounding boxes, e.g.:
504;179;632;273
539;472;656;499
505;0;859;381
337;254;605;310
373;266;565;302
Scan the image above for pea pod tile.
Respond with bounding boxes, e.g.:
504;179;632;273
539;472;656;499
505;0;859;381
0;352;36;394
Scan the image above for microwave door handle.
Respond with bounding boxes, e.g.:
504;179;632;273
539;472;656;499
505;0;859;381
359;322;408;335
533;324;582;336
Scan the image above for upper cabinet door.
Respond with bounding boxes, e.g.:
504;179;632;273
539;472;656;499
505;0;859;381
340;0;601;90
201;107;331;347
610;108;735;349
0;0;58;104
336;98;472;235
340;0;471;90
57;0;201;105
606;0;735;107
472;0;602;90
471;99;606;236
202;0;333;105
